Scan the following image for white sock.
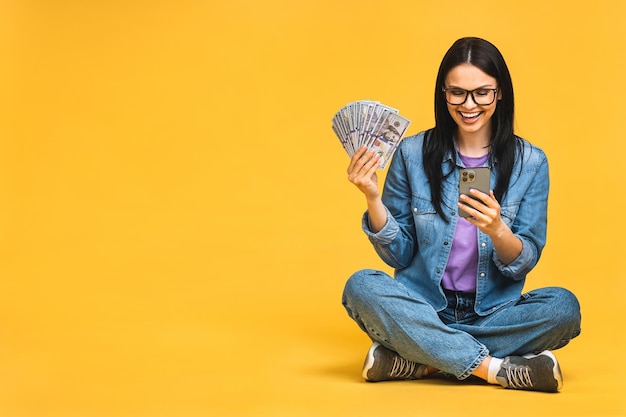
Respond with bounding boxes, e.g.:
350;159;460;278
487;357;503;384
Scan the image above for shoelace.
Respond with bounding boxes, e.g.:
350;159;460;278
389;355;421;379
503;364;533;389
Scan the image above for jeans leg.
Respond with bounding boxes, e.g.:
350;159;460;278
449;287;582;358
342;269;488;379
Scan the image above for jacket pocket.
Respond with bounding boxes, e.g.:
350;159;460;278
411;195;436;245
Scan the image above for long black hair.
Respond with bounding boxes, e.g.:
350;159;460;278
424;37;521;221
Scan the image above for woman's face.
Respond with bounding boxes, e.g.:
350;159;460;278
444;64;501;140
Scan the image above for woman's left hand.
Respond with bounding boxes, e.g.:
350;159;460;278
458;189;506;238
459;189;523;265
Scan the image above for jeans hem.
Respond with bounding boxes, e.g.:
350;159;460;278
457;346;489;380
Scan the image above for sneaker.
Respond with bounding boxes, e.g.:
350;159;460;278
362;342;428;382
496;351;563;392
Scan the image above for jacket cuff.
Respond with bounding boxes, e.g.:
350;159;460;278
492;239;534;280
361;207;398;244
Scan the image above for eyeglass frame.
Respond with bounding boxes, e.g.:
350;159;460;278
442;87;499;106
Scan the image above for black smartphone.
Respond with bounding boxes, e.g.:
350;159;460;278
458;167;490;217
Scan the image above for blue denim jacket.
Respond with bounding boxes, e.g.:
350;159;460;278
362;131;549;315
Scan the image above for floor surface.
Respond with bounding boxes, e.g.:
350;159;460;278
0;267;622;417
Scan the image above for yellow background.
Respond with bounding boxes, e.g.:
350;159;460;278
0;1;624;416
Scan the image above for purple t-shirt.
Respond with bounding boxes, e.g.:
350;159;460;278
441;152;489;293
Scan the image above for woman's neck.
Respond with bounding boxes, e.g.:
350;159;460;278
455;131;491;157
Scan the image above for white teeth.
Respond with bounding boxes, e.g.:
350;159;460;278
461;112;480;118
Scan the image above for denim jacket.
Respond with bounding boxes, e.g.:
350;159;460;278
362;131;549;315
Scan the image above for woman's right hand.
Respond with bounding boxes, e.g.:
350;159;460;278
347;146;381;200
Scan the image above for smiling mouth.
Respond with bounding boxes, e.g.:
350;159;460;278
460;111;481;119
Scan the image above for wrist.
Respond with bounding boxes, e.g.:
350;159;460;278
490;219;511;241
365;193;381;205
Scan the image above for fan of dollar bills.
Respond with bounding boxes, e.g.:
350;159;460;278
331;100;411;169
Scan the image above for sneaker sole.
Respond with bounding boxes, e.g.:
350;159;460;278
362;342;381;380
523;350;563;391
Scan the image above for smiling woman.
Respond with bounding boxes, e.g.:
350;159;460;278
343;37;581;392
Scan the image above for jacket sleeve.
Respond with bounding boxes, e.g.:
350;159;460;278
493;151;549;279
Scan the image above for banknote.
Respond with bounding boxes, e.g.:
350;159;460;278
331;100;410;169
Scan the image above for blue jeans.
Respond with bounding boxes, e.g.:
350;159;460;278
342;269;581;380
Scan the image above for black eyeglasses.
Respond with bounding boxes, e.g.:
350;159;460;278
442;87;499;105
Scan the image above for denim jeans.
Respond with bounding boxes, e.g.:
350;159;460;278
342;269;581;380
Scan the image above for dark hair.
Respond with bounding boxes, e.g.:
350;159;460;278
423;37;521;221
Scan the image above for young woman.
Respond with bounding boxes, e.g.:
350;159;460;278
342;37;581;392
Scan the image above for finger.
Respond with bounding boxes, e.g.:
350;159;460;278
348;151;377;182
459;194;484;211
459;195;491;220
458;202;479;221
362;149;380;167
470;191;501;227
458;202;486;224
468;188;490;203
470;188;501;207
487;190;500;208
347;146;369;174
469;190;500;216
350;153;379;181
364;153;381;175
354;150;378;176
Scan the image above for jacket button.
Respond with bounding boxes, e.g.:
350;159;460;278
413;208;418;213
443;241;449;246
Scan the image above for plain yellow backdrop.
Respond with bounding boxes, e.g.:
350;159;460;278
0;1;624;416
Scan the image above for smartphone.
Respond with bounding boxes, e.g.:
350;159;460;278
458;167;490;217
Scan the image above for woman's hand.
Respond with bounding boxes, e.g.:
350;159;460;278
458;189;504;236
347;146;388;232
458;189;522;264
347;146;381;200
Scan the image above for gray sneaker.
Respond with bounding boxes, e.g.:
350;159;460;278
362;342;428;382
496;351;563;392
